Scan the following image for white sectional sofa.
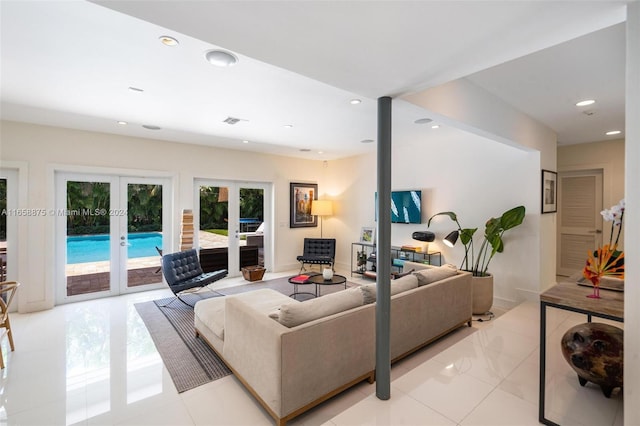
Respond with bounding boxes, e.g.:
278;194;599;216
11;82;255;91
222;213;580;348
194;262;472;426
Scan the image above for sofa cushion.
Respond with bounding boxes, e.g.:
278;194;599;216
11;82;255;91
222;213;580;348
360;274;419;304
194;296;226;339
413;264;457;286
276;287;363;328
195;289;293;340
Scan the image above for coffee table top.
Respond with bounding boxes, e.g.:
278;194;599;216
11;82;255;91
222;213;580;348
288;273;319;285
308;274;347;286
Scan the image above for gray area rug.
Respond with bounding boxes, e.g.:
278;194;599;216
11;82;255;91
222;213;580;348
135;275;356;393
135;293;231;393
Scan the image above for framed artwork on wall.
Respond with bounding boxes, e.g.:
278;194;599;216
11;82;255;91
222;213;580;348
290;182;318;228
541;169;557;214
359;226;375;244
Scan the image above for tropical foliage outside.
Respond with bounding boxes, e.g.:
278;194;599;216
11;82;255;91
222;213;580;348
66;182;163;235
199;186;264;232
63;182;264;236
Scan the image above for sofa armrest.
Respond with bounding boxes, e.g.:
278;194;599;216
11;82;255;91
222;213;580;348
389;271;472;361
223;297;287;417
223;297;375;419
279;305;375;416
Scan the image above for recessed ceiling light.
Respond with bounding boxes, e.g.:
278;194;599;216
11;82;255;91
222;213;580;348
242;140;249;144
128;86;144;93
142;124;161;130
361;139;374;144
204;49;238;67
117;121;127;125
283;124;293;129
414;118;433;124
606;130;622;136
431;125;440;129
318;151;324;154
350;99;362;105
159;35;179;46
576;99;596;107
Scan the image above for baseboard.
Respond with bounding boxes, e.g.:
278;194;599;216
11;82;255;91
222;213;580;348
493;287;540;310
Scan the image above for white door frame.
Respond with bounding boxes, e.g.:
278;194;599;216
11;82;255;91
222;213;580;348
0;168;19;291
194;179;272;277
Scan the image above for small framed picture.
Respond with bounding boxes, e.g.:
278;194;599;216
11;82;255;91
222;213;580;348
541;169;557;214
360;226;375;244
290;182;318;228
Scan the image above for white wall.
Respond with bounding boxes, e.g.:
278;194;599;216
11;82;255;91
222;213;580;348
1;117;543;312
395;127;540;306
403;78;557;294
558;138;625;248
0;120;331;312
328;125;540;308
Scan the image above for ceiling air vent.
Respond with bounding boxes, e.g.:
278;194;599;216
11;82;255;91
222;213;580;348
223;116;246;125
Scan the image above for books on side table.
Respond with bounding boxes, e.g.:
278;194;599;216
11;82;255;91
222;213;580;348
290;274;311;284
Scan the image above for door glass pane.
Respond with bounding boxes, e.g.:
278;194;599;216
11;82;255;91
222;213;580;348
199;185;229;271
240;187;264;268
126;184;163;288
0;178;6;282
66;181;111;297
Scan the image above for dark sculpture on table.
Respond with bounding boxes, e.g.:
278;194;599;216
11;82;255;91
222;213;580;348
560;322;623;398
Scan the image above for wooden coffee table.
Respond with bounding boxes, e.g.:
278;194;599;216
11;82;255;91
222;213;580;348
308;274;347;297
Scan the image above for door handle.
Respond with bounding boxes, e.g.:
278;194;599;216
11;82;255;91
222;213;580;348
588;230;602;234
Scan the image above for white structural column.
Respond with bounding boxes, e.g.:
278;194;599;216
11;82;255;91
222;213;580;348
625;2;640;425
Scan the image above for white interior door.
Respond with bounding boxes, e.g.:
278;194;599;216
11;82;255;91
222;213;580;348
556;169;603;276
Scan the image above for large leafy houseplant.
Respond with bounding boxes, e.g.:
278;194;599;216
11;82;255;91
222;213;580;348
427;206;526;277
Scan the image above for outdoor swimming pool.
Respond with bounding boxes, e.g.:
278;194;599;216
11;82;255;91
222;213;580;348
67;232;162;264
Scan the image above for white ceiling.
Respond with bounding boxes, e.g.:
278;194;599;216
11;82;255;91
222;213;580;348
0;1;629;160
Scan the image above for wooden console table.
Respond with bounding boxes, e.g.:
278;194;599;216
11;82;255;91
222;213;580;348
539;280;624;425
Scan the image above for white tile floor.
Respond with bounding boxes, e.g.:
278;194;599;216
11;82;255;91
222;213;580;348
1;272;625;426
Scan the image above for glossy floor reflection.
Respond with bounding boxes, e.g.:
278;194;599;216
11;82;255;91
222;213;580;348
1;275;624;426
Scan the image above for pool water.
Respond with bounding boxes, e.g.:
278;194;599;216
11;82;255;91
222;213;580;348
67;232;163;264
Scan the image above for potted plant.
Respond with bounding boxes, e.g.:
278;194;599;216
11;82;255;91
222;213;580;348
428;205;526;314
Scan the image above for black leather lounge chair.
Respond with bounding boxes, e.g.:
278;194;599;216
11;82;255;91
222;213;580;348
296;238;336;273
161;249;228;307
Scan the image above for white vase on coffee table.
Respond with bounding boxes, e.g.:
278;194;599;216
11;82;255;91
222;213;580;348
323;267;334;280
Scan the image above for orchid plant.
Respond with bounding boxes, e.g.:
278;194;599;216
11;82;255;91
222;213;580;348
583;199;625;290
601;199;625;247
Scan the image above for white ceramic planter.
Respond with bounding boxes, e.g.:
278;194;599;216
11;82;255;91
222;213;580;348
471;274;493;315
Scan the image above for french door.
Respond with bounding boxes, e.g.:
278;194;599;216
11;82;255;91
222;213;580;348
56;173;171;304
195;180;270;277
0;168;18;287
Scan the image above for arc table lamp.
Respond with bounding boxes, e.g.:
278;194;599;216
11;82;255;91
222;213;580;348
443;230;459;247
